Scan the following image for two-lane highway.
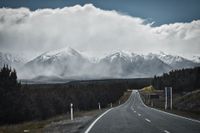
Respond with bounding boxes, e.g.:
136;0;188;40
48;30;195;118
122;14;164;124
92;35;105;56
84;90;200;133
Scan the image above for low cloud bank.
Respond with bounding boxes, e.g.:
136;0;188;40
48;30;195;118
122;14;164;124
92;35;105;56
0;4;200;59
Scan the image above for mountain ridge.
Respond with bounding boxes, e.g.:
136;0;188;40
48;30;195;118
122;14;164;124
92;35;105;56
1;48;199;80
0;51;26;68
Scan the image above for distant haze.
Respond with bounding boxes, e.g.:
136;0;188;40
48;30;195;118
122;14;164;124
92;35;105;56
0;4;200;60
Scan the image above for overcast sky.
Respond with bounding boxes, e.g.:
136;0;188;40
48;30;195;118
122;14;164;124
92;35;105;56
0;1;200;59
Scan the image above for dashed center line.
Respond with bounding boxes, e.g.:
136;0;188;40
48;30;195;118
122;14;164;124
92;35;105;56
145;118;151;123
137;113;141;116
134;111;136;113
164;130;170;133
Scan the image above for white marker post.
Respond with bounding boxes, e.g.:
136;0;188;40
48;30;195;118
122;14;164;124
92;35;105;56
98;102;101;110
119;100;121;105
165;87;168;110
151;101;153;107
170;87;173;110
70;103;73;120
110;103;112;108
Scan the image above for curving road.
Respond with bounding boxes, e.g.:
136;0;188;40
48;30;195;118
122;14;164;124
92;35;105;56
84;90;200;133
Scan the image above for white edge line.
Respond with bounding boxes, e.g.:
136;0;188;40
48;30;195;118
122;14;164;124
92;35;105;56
145;118;151;122
85;90;134;133
84;108;113;133
137;91;200;124
164;130;170;133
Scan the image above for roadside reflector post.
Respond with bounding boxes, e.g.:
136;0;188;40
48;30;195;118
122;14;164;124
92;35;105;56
170;87;173;110
148;94;150;105
151;101;153;107
165;87;168;110
165;87;173;110
110;103;112;108
98;102;101;110
70;103;73;120
119;100;121;105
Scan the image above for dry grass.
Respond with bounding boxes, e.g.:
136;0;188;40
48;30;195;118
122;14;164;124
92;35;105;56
0;109;102;133
140;85;156;93
0;120;47;133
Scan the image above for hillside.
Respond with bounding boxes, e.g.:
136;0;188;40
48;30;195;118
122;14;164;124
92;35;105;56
174;89;200;113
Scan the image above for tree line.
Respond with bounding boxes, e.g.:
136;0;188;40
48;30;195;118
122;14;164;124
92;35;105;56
0;65;128;125
152;67;200;92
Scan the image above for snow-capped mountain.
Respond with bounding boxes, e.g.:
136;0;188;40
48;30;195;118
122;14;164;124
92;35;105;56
20;48;200;80
99;51;172;77
99;51;134;77
192;56;200;63
22;47;91;78
0;52;26;68
150;52;199;69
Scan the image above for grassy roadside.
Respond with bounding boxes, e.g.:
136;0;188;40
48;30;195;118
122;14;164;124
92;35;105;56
139;86;200;121
158;108;200;120
0;109;102;133
0;90;132;133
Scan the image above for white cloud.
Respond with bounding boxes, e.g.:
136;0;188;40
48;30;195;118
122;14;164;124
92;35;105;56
0;4;200;59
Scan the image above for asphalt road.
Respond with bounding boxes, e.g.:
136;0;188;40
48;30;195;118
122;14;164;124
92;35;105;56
84;90;200;133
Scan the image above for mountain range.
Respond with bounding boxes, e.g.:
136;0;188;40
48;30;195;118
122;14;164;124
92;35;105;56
0;47;199;81
0;52;26;68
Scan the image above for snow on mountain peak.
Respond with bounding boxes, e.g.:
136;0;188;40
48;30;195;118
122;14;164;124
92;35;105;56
20;47;200;80
192;56;200;63
0;52;25;63
144;53;158;60
147;52;186;64
159;54;184;64
44;47;79;57
0;52;26;69
105;50;139;62
35;47;82;62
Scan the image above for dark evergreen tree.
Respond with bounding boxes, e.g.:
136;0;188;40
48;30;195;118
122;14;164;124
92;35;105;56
0;65;23;124
152;67;200;92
